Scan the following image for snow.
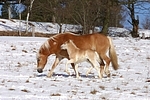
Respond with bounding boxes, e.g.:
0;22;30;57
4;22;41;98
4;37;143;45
0;18;150;38
0;36;149;100
139;29;150;38
0;18;81;34
0;18;150;99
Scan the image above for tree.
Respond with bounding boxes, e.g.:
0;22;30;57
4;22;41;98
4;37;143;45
127;0;139;37
0;0;25;19
25;0;34;34
20;0;123;34
141;15;150;29
1;3;8;18
121;0;150;37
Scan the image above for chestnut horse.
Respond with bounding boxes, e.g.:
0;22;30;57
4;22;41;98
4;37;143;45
61;40;102;79
36;32;118;77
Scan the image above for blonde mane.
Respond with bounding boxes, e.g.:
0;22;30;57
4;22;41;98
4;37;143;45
42;40;50;50
69;40;79;50
49;32;78;42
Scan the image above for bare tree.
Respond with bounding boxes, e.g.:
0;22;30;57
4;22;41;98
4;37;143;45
121;0;150;37
26;0;34;34
127;0;139;37
141;15;150;29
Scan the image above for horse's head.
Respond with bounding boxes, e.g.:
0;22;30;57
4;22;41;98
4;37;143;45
61;41;69;50
36;40;51;73
36;37;60;73
61;40;74;49
36;52;48;73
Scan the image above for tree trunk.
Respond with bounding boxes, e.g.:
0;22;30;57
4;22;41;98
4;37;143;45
131;16;139;37
128;1;139;37
8;4;11;20
26;0;34;34
101;0;110;35
101;17;109;35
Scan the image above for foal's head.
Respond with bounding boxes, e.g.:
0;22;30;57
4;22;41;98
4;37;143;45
61;40;78;51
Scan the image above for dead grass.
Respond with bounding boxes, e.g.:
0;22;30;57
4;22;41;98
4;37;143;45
21;89;30;93
51;93;61;96
8;88;15;91
90;89;98;94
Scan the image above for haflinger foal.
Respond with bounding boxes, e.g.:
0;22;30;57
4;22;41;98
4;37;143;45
61;40;102;79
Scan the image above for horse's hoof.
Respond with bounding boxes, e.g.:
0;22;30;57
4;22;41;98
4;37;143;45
47;74;52;78
107;73;111;77
47;75;51;78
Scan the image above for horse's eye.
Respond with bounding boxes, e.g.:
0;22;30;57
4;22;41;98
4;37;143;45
37;58;40;62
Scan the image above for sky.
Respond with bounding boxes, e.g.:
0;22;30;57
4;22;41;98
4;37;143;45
123;1;150;29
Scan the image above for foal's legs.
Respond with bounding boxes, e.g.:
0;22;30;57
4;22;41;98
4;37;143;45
74;64;80;78
86;56;105;78
65;59;74;75
92;62;102;79
87;58;102;79
86;67;93;76
66;59;79;78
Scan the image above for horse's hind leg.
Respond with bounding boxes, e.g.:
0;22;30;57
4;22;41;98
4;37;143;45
88;58;102;79
99;57;105;78
74;64;80;79
47;56;62;77
101;54;111;77
93;63;102;79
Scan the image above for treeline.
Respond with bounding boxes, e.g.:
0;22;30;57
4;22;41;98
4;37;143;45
0;0;150;36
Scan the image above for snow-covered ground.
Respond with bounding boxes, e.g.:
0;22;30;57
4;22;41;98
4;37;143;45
0;18;81;34
0;36;149;100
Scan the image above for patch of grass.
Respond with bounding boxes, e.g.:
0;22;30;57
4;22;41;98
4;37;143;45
114;87;120;90
22;49;28;53
8;88;15;91
99;86;105;90
51;93;61;96
90;89;98;94
146;56;150;59
130;91;136;95
21;89;30;93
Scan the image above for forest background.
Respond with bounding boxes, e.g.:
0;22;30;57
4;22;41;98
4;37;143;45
0;0;150;37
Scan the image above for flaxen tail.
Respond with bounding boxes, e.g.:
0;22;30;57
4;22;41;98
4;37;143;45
107;36;119;70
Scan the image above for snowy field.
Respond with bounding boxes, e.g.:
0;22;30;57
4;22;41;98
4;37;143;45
0;36;149;100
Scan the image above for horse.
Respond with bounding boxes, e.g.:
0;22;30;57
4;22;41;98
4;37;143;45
61;40;102;79
36;32;119;78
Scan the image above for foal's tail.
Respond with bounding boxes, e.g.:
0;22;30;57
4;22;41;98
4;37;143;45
107;37;119;70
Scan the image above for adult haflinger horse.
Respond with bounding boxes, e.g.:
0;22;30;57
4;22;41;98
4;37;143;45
36;32;119;77
61;40;102;79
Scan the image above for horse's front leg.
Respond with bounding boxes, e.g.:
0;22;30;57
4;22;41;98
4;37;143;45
47;56;62;77
65;61;71;75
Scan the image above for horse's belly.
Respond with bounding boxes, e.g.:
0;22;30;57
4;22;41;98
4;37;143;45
76;57;87;63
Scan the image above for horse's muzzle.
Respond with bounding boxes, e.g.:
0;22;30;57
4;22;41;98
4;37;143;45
37;68;43;73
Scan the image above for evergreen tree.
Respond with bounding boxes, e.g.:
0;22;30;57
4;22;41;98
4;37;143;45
1;4;8;19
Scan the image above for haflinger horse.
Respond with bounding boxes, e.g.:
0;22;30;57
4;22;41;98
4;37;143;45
36;32;119;78
61;40;102;79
